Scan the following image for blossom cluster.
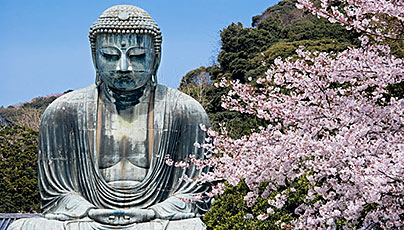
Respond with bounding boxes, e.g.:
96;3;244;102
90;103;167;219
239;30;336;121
189;0;404;229
296;0;404;40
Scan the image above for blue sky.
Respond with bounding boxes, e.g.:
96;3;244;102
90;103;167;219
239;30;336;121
0;0;278;107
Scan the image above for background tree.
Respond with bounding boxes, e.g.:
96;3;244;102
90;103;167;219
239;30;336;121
178;66;212;108
0;94;60;131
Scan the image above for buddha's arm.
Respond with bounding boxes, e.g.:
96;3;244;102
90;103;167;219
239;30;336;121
148;196;198;220
38;99;96;220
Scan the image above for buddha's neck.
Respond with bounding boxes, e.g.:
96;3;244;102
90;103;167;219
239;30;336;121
99;82;154;109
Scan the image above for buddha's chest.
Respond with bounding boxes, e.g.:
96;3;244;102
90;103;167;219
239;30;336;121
97;102;151;184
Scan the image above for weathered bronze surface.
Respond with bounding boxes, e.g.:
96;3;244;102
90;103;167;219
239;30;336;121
9;5;210;230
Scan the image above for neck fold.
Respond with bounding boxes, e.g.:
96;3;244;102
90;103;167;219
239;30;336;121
99;82;154;108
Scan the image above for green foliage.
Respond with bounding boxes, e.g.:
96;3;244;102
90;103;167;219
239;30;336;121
216;21;278;82
204;177;311;230
208;110;269;139
281;17;359;44
0;125;40;212
262;39;351;62
215;21;275;83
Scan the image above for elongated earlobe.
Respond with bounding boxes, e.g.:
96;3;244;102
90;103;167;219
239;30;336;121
151;74;157;87
96;71;102;87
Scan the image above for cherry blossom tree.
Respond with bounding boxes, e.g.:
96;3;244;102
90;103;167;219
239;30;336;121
189;0;404;229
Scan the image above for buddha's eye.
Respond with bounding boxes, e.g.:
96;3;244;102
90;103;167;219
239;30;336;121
103;52;119;59
99;48;120;61
128;48;146;58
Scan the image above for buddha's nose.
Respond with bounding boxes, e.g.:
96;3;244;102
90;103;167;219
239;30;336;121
116;55;132;72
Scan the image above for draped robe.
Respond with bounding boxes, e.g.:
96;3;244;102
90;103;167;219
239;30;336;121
9;84;210;230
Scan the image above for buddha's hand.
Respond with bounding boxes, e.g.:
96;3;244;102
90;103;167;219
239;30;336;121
44;213;74;221
88;208;155;225
154;211;196;220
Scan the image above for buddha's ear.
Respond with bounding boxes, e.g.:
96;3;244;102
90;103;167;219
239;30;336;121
92;52;97;69
151;53;160;86
93;44;101;86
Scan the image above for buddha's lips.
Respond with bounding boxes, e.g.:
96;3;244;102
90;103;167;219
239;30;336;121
109;73;147;79
115;75;132;80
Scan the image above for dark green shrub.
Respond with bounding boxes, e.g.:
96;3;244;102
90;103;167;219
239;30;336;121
0;125;40;212
204;177;311;230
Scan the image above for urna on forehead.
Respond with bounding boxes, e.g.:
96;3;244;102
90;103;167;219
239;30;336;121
89;5;162;56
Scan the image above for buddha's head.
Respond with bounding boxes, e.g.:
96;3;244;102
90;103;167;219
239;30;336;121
89;5;162;91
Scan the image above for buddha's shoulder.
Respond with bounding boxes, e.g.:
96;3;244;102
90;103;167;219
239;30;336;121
42;85;96;116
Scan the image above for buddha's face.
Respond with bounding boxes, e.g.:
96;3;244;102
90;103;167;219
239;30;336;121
95;33;156;91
